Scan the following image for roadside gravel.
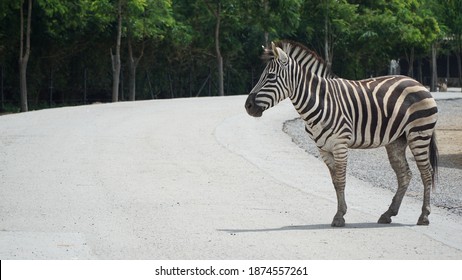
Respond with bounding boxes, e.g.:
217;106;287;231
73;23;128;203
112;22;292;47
283;99;462;216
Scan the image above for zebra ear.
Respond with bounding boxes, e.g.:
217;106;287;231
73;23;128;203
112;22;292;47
271;42;279;58
271;42;277;56
271;42;288;63
276;47;288;64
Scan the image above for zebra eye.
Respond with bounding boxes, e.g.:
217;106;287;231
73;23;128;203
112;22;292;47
267;73;277;80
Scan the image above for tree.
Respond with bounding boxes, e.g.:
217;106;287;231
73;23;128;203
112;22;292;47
108;0;174;102
245;0;303;47
353;1;399;76
295;0;357;73
0;0;450;110
9;0;114;111
392;0;439;79
204;0;224;96
435;0;462;89
111;0;122;102
196;0;303;97
126;0;173;101
323;0;358;72
18;0;32;112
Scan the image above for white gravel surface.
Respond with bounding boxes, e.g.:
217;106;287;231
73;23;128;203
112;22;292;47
1;96;462;259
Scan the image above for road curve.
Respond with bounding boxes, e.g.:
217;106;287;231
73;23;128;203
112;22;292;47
1;96;461;259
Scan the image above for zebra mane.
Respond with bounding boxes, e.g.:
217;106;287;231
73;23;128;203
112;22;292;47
261;40;335;78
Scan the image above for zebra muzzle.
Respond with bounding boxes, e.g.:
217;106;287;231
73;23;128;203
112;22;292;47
245;92;264;117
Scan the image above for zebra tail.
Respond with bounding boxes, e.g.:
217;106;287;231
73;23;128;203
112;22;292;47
429;132;439;191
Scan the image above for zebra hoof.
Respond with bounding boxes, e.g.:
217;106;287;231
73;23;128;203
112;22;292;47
378;214;392;224
331;217;345;227
417;215;429;226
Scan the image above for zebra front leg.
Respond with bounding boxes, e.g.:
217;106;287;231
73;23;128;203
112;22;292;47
319;147;348;227
378;137;412;224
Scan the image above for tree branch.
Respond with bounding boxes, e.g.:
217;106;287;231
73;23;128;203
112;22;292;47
203;0;219;19
25;0;32;60
19;0;24;60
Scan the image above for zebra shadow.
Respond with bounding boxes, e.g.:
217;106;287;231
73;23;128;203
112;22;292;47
438;153;462;169
217;222;414;234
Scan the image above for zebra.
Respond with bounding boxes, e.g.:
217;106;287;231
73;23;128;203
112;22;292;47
245;40;438;227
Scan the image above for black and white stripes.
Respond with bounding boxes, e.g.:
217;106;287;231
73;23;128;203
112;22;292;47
245;40;438;227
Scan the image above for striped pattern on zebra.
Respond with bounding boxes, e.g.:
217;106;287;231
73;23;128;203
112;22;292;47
245;40;438;227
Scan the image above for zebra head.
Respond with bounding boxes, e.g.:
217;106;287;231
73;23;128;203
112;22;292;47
245;42;292;117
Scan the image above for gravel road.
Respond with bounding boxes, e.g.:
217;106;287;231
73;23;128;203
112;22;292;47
283;98;462;216
2;96;462;259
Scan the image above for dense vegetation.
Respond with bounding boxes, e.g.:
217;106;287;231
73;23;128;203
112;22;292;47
0;0;461;112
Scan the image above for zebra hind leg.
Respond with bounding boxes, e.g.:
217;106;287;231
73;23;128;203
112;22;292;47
378;136;412;224
408;133;437;226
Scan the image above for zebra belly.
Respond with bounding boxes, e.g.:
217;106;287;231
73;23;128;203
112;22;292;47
347;89;437;149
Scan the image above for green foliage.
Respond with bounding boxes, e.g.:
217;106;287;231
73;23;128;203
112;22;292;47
0;0;456;108
242;0;303;40
37;0;113;36
434;0;462;44
125;0;174;40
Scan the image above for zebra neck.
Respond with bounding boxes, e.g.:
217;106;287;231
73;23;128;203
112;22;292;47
289;50;337;119
295;53;333;79
292;74;342;145
291;73;329;121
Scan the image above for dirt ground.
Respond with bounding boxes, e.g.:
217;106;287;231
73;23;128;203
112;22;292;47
436;99;462;170
438;130;462;168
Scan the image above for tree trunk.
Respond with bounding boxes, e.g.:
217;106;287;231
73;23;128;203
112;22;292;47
446;52;450;82
204;0;224;96
215;2;224;96
417;58;422;84
264;32;269;49
127;36;144;101
49;67;53;107
431;43;437;92
19;60;28;112
19;0;32;112
458;34;462;90
407;47;414;78
456;40;462;89
324;0;334;71
263;0;269;48
324;0;329;69
119;66;124;101
83;68;87;104
128;38;136;101
456;52;462;89
168;73;174;98
1;65;4;109
111;0;122;103
128;60;136;101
